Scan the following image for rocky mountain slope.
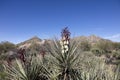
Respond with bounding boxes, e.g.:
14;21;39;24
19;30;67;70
17;36;53;49
17;35;112;49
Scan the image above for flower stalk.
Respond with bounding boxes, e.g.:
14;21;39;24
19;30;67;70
60;27;71;54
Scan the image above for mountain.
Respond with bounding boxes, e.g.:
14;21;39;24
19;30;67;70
74;35;111;43
17;35;112;49
17;36;45;48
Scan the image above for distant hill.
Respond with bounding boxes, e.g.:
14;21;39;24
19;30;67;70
73;35;111;43
17;36;45;48
1;35;120;65
16;35;112;49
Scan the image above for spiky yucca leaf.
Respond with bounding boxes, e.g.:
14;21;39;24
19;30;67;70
4;57;49;80
47;38;81;80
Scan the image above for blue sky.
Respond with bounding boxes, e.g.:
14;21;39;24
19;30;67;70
0;0;120;43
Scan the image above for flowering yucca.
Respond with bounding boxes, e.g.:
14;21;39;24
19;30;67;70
60;27;71;54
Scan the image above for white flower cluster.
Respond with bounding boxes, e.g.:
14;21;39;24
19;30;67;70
60;37;69;54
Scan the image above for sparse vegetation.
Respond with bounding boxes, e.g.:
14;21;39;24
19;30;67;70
0;27;120;80
79;40;91;51
0;41;16;54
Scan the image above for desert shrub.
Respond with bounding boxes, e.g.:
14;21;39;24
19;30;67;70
92;40;113;55
0;41;16;62
79;40;91;51
0;41;16;54
77;51;120;80
0;53;8;61
113;42;120;50
112;50;120;59
80;61;120;80
3;48;50;80
91;48;105;56
110;50;120;65
26;43;42;57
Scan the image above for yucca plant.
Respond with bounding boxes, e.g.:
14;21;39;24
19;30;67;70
3;27;120;80
47;27;81;80
0;63;7;80
3;48;49;80
77;51;120;80
80;61;120;80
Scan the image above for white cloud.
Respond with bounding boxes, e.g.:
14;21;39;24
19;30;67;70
104;34;120;42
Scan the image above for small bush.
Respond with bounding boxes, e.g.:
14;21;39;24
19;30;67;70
91;48;105;56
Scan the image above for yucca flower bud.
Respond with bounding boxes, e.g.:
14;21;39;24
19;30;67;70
61;27;70;41
60;27;70;53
